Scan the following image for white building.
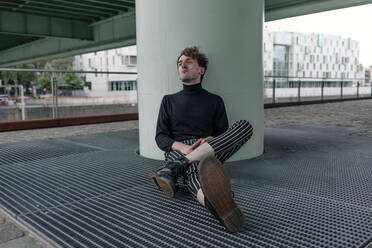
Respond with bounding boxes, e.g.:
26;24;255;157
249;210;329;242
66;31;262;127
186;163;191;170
74;31;365;95
263;30;365;87
73;45;137;97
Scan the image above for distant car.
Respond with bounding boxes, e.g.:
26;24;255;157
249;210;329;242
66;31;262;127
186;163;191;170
0;95;9;105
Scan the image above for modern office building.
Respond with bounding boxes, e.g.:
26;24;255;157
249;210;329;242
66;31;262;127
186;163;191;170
75;31;365;94
365;66;372;85
73;45;137;97
263;30;365;87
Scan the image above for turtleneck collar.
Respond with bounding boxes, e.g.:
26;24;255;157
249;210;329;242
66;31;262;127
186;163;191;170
182;83;203;93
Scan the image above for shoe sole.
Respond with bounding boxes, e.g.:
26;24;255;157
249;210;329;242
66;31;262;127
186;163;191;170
199;156;245;232
150;173;176;198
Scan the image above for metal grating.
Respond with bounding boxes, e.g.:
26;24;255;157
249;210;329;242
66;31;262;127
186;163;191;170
63;130;139;151
0;150;162;216
0;127;372;248
19;184;372;248
0;139;98;165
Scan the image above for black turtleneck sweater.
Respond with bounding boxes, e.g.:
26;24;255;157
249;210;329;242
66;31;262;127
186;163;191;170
155;83;229;152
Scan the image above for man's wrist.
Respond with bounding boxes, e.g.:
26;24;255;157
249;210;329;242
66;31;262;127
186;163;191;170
171;141;183;152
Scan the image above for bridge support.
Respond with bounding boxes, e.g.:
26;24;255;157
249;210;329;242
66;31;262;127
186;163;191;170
137;0;264;161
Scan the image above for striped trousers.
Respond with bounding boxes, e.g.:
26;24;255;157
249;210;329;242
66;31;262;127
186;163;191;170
164;120;253;199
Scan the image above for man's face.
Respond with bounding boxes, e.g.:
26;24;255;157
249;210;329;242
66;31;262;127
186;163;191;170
177;55;205;84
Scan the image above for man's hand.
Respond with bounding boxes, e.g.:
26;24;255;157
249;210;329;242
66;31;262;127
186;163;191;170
172;136;214;155
172;141;198;155
199;136;214;144
188;136;214;150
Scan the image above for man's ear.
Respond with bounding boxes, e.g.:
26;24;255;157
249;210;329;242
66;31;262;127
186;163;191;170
200;67;206;75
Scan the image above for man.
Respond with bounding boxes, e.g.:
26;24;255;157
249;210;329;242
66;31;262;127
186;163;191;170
151;46;253;232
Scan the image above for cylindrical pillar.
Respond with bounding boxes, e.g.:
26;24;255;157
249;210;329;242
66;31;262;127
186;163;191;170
136;0;264;161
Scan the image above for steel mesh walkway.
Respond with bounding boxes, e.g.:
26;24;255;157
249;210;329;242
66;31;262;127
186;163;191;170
0;127;371;248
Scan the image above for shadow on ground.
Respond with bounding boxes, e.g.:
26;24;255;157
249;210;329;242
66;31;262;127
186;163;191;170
0;126;371;248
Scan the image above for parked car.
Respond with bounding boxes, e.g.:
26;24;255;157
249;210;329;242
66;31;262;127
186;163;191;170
0;95;9;105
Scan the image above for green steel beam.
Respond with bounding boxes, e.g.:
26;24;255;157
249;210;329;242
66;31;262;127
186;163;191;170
15;0;120;16
0;11;93;40
9;3;103;19
4;8;94;22
32;0;130;13
0;12;135;67
81;0;135;10
266;0;372;21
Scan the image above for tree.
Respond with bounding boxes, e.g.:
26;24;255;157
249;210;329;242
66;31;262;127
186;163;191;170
63;71;82;89
0;63;37;97
38;62;53;91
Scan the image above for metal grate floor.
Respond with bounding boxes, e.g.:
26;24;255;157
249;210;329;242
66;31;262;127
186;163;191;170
0;127;372;248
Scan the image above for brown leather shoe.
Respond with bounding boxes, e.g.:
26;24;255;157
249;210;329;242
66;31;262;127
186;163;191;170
199;156;245;232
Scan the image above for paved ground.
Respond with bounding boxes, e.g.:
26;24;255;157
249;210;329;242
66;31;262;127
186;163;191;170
0;99;371;247
0;211;46;248
264;99;372;137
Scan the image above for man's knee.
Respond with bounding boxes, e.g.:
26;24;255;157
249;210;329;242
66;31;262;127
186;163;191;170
235;120;253;139
234;119;253;130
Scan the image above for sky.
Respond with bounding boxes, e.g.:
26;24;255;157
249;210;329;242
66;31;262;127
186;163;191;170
264;3;372;67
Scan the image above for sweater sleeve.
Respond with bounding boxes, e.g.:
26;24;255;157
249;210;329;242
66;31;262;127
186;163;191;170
155;96;175;152
214;97;229;136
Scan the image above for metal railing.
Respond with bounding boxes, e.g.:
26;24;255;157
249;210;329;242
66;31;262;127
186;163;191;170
264;76;371;104
0;68;138;124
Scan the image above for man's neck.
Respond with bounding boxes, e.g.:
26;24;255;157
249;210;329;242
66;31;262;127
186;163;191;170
182;81;201;86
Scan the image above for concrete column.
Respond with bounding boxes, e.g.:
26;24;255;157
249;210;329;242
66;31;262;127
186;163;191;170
136;0;264;161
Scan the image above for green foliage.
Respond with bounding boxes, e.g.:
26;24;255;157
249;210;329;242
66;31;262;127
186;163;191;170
38;62;52;91
0;64;37;86
0;56;78;92
63;72;82;90
50;57;74;70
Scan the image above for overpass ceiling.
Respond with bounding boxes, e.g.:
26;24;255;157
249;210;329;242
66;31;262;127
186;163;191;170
0;34;40;50
0;0;135;22
0;0;371;66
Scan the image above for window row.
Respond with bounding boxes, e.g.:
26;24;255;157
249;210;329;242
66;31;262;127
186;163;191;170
109;81;137;91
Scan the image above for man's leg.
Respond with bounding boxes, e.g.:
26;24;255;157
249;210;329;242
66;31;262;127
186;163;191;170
186;120;253;232
151;139;199;197
186;119;253;165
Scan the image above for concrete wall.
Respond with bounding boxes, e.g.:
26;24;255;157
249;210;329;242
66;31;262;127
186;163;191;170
0;104;137;122
264;86;372;98
25;93;137;106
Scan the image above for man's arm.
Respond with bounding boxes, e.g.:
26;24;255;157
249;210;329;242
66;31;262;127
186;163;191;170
155;96;200;155
214;97;229;136
155;96;175;152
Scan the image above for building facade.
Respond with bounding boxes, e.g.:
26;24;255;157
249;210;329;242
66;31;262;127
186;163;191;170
365;67;372;85
263;30;365;87
73;45;137;97
74;31;365;95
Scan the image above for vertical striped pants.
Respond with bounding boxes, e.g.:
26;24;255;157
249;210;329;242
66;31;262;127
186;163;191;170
164;120;253;199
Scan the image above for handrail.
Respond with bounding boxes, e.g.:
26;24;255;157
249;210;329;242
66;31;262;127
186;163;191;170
264;75;366;81
0;68;137;74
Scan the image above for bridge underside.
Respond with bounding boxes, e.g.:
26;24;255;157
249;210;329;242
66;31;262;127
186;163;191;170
0;0;371;66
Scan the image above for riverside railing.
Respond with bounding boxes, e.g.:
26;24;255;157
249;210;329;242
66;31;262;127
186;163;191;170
264;76;371;104
0;68;138;126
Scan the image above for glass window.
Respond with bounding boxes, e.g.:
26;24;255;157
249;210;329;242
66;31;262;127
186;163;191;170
109;81;138;91
273;45;289;78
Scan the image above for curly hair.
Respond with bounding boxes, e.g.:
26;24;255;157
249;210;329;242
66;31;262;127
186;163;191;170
177;46;209;82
